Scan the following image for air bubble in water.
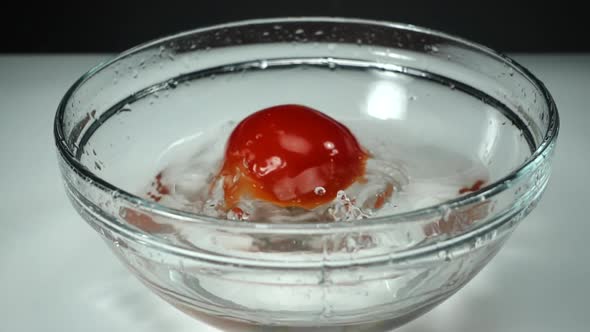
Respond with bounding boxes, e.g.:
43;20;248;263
314;187;326;196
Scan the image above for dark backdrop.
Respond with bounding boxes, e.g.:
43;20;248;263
2;0;586;53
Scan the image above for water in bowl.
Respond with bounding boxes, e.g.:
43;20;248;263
99;57;530;223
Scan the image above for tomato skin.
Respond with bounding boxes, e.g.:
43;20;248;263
218;104;368;209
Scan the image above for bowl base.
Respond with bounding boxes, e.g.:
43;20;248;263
164;292;445;330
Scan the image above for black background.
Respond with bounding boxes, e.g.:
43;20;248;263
2;0;587;53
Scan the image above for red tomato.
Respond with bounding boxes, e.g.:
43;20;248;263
218;104;368;209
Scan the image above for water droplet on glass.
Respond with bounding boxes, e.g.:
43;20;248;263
327;58;336;70
474;237;483;248
111;191;120;200
440;205;451;221
259;60;268;69
429;45;439;52
295;28;304;35
346;237;357;250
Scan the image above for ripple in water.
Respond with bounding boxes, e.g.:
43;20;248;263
140;120;488;223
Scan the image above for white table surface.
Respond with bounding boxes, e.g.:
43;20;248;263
0;54;588;332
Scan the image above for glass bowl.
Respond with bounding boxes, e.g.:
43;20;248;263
54;18;559;328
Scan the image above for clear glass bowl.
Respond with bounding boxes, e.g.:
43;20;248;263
54;18;559;328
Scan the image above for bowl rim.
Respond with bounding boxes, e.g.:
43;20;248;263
54;16;559;234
